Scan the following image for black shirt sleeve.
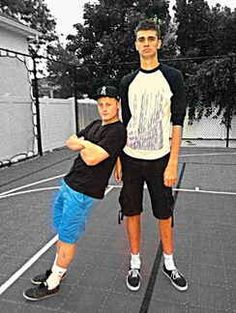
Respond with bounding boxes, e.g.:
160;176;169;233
119;77;131;127
77;120;99;137
119;71;139;127
97;124;127;158
169;70;186;126
161;65;187;126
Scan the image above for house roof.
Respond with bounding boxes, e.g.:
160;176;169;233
0;12;41;37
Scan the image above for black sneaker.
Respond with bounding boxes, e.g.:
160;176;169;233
126;268;141;291
162;264;188;291
31;269;66;285
23;282;60;301
31;269;52;285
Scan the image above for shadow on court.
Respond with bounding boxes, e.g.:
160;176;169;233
0;147;235;313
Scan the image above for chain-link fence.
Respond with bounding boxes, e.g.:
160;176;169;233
0;47;235;167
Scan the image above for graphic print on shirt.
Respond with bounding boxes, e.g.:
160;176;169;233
127;71;173;151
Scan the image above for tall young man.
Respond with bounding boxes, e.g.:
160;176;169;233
115;19;188;291
23;86;127;301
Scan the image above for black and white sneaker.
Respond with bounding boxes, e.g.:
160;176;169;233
31;269;66;285
31;269;52;285
23;282;60;301
126;268;141;291
162;264;188;291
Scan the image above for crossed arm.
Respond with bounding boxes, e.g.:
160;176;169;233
65;134;109;166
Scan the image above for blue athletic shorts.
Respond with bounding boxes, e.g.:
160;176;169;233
52;180;95;244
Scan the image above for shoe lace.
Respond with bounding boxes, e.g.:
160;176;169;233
130;269;140;278
171;269;181;280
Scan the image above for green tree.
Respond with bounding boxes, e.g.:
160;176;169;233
208;5;236;55
0;0;57;44
186;55;236;125
65;0;172;96
174;1;236;126
46;43;92;98
174;0;211;57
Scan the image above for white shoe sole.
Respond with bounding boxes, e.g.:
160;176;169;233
23;291;59;301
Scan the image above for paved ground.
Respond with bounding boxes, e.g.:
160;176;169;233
0;147;235;313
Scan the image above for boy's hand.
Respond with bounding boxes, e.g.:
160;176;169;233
164;161;178;187
114;157;122;183
66;135;85;151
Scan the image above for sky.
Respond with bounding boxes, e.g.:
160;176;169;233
44;0;236;38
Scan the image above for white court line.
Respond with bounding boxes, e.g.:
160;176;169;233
0;186;114;296
1;184;236;200
1;152;235;196
0;187;60;200
111;184;236;196
0;174;65;196
180;152;236;158
0;235;58;296
0;186;115;200
174;187;236;196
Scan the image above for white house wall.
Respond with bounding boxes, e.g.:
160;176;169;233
0;26;29;53
0;57;32;98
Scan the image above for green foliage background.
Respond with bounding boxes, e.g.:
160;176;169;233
0;0;235;125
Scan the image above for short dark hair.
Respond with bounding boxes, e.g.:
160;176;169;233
135;19;161;38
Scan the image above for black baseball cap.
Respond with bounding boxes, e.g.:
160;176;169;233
94;85;120;101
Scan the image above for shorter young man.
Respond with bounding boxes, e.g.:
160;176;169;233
23;86;127;301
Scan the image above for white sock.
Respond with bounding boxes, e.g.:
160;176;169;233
130;253;141;269
163;253;176;271
46;264;67;290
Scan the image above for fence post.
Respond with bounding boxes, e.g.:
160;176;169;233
73;66;79;134
225;102;232;148
225;54;235;148
226;110;230;148
32;54;43;156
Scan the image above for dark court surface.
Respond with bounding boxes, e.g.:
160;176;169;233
0;147;235;313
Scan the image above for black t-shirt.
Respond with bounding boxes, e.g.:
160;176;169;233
64;120;127;199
